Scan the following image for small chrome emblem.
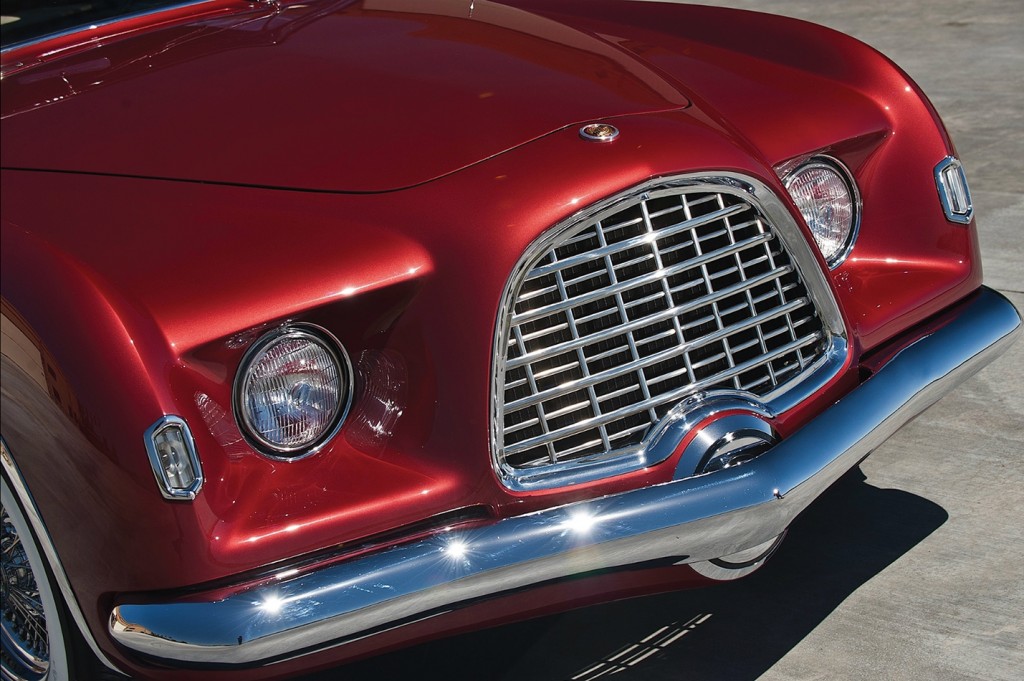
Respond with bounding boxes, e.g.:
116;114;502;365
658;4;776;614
579;123;619;142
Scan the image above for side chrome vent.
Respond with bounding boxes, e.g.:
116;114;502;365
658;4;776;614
491;174;847;490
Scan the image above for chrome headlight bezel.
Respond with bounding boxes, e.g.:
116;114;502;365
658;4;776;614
233;324;353;459
783;155;861;269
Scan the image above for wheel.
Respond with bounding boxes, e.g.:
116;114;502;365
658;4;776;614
2;476;74;681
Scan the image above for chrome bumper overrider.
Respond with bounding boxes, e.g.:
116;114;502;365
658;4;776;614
110;287;1021;667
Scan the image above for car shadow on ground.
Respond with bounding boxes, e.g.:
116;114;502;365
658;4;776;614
316;467;947;681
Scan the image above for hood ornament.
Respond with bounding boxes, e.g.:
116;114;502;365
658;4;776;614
579;123;619;142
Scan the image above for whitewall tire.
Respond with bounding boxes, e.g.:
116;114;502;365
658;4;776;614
2;476;72;681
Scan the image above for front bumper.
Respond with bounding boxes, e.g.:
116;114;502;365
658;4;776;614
110;286;1020;668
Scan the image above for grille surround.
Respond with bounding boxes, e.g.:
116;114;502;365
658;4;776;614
490;173;848;491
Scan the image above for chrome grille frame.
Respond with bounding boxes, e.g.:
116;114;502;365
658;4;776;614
491;173;848;491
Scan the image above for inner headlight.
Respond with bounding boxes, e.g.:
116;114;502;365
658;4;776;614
234;325;352;457
783;157;860;268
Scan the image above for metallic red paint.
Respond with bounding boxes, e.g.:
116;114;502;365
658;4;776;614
1;0;687;192
499;0;982;353
0;1;988;678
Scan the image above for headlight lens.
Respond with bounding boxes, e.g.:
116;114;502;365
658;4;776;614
784;158;859;267
235;326;351;456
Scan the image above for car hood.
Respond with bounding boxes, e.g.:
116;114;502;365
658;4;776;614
0;0;687;193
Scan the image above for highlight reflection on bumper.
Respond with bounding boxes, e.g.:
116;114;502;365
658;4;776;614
110;287;1021;667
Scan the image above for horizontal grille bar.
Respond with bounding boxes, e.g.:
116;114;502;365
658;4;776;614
524;203;749;282
507;261;793;372
504;331;823;456
506;294;809;412
512;230;773;326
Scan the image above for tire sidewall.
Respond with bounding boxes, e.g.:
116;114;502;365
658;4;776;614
2;475;72;681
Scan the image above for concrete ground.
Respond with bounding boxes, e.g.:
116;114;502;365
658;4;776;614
309;2;1024;680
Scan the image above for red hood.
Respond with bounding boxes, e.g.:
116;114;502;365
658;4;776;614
0;0;687;192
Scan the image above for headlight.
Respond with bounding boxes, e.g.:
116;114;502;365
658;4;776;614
234;325;352;457
783;157;860;268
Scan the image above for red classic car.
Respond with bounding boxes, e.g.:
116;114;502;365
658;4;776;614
1;1;1020;679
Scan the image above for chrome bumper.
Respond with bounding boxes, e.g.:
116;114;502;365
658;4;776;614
110;287;1021;667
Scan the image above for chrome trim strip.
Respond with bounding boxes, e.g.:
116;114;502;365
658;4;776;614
490;172;849;490
0;437;121;673
109;287;1020;667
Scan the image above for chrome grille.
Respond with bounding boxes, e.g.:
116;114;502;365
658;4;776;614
496;185;829;472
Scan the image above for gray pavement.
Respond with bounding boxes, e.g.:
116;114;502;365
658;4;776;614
308;2;1024;680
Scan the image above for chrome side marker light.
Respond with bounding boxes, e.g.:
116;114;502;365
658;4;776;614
145;415;203;501
934;156;974;224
